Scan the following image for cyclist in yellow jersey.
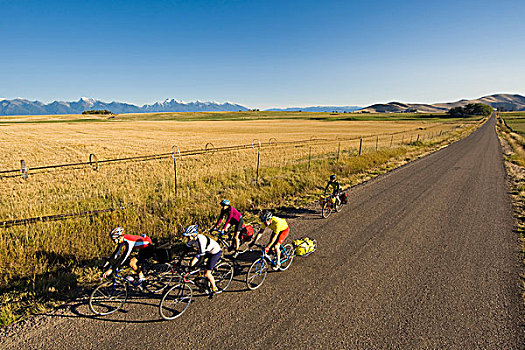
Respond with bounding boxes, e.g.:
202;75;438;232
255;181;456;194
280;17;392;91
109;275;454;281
250;211;290;270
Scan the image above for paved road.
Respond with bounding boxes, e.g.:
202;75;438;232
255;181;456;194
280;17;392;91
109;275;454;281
2;116;523;349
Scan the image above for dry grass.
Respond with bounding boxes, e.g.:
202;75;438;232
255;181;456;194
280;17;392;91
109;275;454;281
496;115;525;305
498;115;525;167
0;114;481;326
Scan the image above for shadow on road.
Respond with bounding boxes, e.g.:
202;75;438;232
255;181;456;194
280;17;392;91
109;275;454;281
60;294;166;323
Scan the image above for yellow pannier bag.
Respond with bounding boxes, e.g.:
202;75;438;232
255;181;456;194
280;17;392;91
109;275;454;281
293;237;316;256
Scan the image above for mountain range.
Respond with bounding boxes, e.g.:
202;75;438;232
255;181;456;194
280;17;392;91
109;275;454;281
267;106;362;113
0;98;248;116
0;93;524;116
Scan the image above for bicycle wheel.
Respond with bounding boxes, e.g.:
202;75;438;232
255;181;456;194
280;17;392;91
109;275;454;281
144;264;174;294
213;262;234;292
246;258;268;290
89;279;128;315
321;202;332;218
159;283;193;320
279;244;295;271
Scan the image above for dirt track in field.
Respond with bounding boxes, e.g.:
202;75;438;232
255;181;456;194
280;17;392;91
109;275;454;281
1;116;523;349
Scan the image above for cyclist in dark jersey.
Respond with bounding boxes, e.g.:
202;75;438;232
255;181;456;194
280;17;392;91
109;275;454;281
324;174;342;205
102;227;155;286
211;199;244;257
324;174;340;196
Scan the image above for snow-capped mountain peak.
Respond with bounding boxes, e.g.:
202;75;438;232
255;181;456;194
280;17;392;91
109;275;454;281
0;97;249;115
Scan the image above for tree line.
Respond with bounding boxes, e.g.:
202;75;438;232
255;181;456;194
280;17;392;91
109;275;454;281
447;103;493;117
82;109;113;115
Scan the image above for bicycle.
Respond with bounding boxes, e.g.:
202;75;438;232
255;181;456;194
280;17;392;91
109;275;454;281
159;258;234;320
245;243;295;290
320;193;344;218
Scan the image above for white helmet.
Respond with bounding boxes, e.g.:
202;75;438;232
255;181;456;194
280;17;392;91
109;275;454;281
109;227;125;239
182;225;199;237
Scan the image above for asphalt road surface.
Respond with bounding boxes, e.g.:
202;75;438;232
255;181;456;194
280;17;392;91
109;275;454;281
2;116;523;349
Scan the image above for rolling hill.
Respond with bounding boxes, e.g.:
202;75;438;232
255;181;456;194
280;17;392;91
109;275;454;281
359;94;525;113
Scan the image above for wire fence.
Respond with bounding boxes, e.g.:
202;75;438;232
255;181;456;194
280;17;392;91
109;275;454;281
1;124;461;227
0;126;450;179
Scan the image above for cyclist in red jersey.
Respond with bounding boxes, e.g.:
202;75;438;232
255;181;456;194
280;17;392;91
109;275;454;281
102;227;155;286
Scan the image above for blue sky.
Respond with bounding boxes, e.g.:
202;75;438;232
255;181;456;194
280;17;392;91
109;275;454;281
1;0;524;108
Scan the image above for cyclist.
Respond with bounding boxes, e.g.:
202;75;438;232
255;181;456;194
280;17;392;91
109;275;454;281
250;211;289;270
324;174;342;205
102;227;155;287
211;199;244;258
183;225;222;298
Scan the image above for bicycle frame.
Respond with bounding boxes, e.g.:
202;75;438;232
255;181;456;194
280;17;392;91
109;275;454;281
183;268;208;289
112;269;130;286
260;243;292;266
181;263;229;295
320;194;338;209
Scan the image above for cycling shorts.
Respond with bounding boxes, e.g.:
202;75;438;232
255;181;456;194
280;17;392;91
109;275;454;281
205;251;222;271
234;216;244;233
276;227;290;244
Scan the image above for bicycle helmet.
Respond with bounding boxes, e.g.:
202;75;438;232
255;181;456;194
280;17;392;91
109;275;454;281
220;199;230;206
109;226;125;239
330;174;336;181
259;211;273;222
182;224;199;237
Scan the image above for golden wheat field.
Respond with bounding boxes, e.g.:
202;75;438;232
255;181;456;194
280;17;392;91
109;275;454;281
0;112;483;325
1;118;454;167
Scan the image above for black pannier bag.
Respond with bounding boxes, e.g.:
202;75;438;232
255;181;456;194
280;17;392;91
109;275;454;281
155;242;175;263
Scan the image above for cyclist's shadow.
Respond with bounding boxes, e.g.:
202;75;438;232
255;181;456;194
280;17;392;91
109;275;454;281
66;293;166;323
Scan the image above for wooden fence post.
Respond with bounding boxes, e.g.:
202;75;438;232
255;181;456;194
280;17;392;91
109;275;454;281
308;146;312;171
171;145;181;196
252;139;261;185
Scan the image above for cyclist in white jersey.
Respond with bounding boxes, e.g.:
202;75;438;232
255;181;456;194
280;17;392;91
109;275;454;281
183;225;222;296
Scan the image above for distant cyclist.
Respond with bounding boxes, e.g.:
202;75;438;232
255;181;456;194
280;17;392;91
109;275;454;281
211;199;244;258
183;225;222;298
102;227;155;287
250;211;289;270
324;174;342;205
